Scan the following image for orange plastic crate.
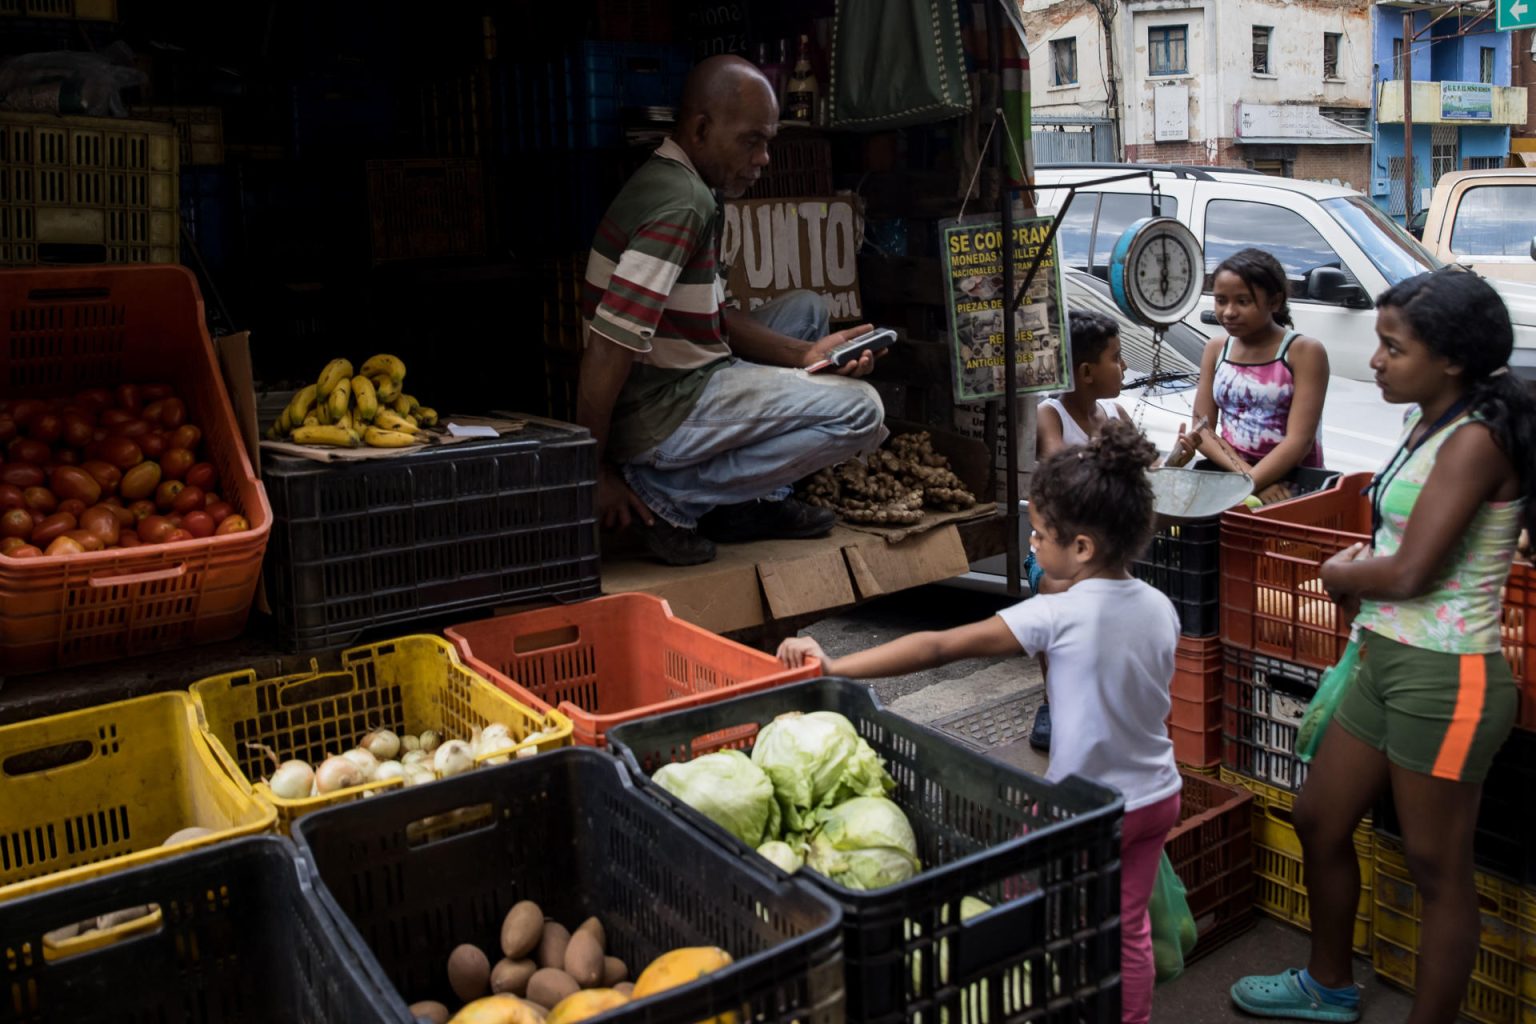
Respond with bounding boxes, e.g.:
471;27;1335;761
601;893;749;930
446;593;820;747
1164;769;1256;959
1169;634;1224;767
0;266;270;672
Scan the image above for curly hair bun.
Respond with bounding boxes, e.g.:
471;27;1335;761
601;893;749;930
1090;419;1159;476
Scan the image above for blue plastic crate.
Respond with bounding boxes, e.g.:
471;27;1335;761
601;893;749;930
180;167;230;270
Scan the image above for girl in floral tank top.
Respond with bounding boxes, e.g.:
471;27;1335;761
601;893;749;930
1232;270;1536;1024
1176;249;1329;503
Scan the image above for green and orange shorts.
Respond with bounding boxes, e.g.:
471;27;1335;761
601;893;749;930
1334;630;1517;784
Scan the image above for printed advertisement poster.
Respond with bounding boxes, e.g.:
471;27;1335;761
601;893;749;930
940;217;1070;403
721;197;864;321
1441;81;1493;121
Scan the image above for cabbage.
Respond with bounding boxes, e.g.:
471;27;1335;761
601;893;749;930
805;796;920;890
756;840;804;873
654;750;781;847
751;711;894;832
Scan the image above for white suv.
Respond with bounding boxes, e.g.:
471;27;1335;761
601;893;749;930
1035;164;1536;382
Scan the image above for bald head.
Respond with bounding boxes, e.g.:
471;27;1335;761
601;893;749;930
673;55;778;197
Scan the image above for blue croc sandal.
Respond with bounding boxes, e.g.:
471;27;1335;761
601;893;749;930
1231;969;1360;1022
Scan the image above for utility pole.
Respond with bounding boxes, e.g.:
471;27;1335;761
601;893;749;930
1404;12;1415;223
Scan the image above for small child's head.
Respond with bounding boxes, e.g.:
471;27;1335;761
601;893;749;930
1212;248;1294;334
1029;419;1158;578
1067;308;1126;400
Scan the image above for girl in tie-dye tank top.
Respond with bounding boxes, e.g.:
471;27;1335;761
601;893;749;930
1176;249;1330;500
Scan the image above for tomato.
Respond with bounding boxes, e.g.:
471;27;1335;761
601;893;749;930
8;400;46;426
0;484;24;510
128;499;155;523
50;465;101;505
159;447;195;481
54;450;79;466
142;399;166;425
171;485;204;514
44;534;85;556
0;418;14;444
138;515;176;543
99;408;134;428
164;528;194;543
6;544;42;558
215;514;251;535
117;531;142;548
76;388;113;410
1;508;33;539
28;413;62;444
141;383;175;402
0;536;28;556
154;480;184;510
22;487;57;514
158;398;187;428
184;462;217;491
9;439;50;465
138;431;167;458
110;418;151;439
79;506;121;546
204;500;233;524
119;461;161;501
56;499;86;519
99;436;144;470
170;424;202;452
115;384;142;411
80;460;121;494
0;463;44;489
32;512;77;546
65;529;104;552
181;510;215;538
63;414;97;450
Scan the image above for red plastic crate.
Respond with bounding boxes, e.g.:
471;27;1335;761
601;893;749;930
0;266;270;672
1506;562;1536;731
446;593;821;747
1169;634;1224;767
1164;768;1256;960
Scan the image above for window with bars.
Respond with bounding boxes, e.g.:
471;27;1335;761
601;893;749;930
1323;33;1341;79
1150;25;1188;75
1392;37;1405;80
1432;125;1458;186
1253;27;1272;74
1481;47;1496;84
1464;156;1504;170
1051;37;1079;86
1321;106;1369;131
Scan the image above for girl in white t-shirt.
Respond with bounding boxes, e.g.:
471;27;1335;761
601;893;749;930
778;419;1182;1024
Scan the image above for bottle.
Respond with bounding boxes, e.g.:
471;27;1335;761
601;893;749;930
786;34;817;124
759;39;789;112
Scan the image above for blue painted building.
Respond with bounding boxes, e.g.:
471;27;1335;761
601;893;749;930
1370;3;1520;223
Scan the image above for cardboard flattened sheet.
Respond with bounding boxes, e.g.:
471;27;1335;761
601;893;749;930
258;417;527;462
759;547;856;619
844;525;971;600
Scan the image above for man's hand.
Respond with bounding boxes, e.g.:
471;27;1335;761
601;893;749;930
803;324;879;378
598;465;653;530
777;635;829;669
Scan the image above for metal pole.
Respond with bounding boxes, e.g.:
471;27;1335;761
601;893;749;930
1403;12;1416;225
988;1;1021;598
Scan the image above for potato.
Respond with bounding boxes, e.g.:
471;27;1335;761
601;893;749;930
537;922;571;971
492;958;538;997
563;931;603;988
526;967;581;1009
408;1000;450;1024
501;901;545;960
448;944;492;1003
601;957;628;987
613;983;634;998
574;916;605;953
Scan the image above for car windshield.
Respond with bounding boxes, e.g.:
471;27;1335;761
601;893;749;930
1322;195;1442;284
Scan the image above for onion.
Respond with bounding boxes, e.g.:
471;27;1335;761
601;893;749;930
419;730;442;754
374;760;405;783
269;760;315;800
433;739;475;778
401;749;430;767
340;748;379;780
403;763;437;787
360;728;401;761
162;826;214;846
401;733;421;753
475;723;515;758
315;755;365;794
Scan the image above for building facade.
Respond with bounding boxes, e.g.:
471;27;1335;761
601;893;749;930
1371;2;1525;223
1019;0;1374;189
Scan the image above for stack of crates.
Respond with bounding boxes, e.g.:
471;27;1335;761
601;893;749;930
131;104;229;271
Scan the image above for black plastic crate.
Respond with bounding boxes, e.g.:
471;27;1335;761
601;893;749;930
262;419;600;651
1221;647;1322;794
292;748;844;1024
0;836;393;1023
1134;467;1341;637
1373;726;1536;882
607;677;1124;1024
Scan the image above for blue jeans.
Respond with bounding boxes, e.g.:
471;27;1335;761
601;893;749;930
623;291;888;528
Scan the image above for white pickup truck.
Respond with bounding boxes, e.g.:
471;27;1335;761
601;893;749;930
1410;168;1536;284
1035;164;1536;382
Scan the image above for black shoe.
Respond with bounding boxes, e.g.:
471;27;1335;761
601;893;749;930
1029;702;1051;752
700;497;837;543
631;516;716;566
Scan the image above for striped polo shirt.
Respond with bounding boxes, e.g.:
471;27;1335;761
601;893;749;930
583;139;731;461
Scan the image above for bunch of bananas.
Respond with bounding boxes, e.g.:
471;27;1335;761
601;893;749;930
267;354;440;449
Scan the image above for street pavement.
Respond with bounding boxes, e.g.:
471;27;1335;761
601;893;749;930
799;583;1416;1023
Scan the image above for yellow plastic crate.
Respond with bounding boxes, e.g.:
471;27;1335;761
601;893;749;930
0;692;275;902
1219;767;1373;955
1372;834;1523;1024
0;0;116;20
1520;888;1536;1023
190;634;572;833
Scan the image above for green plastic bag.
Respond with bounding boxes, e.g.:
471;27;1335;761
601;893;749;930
1149;851;1197;983
1296;636;1363;763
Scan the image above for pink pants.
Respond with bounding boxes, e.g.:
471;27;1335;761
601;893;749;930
1120;791;1182;1024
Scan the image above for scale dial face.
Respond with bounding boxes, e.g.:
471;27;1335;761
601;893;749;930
1108;217;1205;328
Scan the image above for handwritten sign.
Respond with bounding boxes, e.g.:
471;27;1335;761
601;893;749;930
721;196;864;319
